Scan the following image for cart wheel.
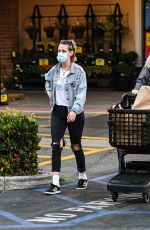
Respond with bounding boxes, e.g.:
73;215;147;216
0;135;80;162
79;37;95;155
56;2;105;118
143;193;150;203
111;192;119;202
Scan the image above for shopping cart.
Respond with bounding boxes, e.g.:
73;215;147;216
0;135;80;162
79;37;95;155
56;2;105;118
107;93;150;203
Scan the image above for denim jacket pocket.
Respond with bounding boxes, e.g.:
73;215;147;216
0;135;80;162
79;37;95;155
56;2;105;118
71;81;77;88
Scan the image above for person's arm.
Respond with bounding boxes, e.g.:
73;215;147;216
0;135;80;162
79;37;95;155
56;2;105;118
67;71;87;123
45;80;52;98
71;69;87;114
135;66;150;89
45;69;53;98
132;56;150;94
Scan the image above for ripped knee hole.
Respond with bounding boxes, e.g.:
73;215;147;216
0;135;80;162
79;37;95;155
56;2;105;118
72;144;81;151
52;138;65;148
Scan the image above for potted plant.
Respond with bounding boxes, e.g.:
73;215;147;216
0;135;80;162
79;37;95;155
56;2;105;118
13;61;51;89
125;51;138;64
102;22;130;43
114;61;137;90
71;24;85;39
25;25;39;40
114;23;130;34
113;51;138;90
84;65;112;87
92;22;105;39
115;62;130;76
44;25;55;38
58;23;69;38
84;65;112;76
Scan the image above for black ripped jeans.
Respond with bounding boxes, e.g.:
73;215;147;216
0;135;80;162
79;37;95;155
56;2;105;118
51;104;86;173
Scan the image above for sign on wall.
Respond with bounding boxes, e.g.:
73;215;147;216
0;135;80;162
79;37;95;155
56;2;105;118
145;32;150;59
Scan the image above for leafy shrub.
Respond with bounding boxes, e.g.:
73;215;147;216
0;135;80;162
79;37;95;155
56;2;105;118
0;109;41;176
114;51;138;77
84;65;112;76
125;51;138;64
22;65;51;76
115;62;130;76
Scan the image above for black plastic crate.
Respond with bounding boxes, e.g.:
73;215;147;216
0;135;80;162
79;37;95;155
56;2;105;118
108;109;150;150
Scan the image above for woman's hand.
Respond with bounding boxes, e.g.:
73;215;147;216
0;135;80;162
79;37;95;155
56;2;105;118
131;89;139;95
67;111;76;123
46;91;52;98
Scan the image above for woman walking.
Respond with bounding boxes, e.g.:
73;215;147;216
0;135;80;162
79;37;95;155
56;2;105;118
44;40;87;195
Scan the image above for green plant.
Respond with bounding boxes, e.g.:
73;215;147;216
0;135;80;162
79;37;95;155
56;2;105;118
84;65;112;76
125;51;138;64
44;26;55;38
57;23;69;38
114;51;138;76
25;26;39;40
92;23;105;38
22;64;51;76
71;24;85;39
115;62;130;76
101;22;130;42
114;23;130;34
0;109;41;176
115;61;137;77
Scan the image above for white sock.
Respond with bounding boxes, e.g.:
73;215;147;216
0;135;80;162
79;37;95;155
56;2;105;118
52;174;60;187
79;172;87;180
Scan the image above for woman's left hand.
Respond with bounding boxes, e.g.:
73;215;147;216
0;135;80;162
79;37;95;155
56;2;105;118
67;111;77;123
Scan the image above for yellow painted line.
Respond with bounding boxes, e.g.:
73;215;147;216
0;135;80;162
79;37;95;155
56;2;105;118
84;146;114;155
38;146;114;167
38;155;51;159
39;144;99;151
35;116;50;119
38;134;50;137
39;144;52;148
38;133;109;140
61;147;113;161
38;160;51;166
38;125;50;128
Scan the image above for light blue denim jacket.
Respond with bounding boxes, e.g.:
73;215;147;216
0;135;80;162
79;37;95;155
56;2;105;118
135;65;150;90
45;62;87;114
135;56;150;90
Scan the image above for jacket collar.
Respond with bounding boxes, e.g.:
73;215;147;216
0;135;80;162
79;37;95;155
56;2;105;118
55;62;75;74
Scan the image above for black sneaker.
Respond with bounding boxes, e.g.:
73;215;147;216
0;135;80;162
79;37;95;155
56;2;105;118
76;179;88;189
45;184;61;195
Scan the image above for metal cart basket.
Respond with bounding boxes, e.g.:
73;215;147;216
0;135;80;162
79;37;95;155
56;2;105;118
107;108;150;203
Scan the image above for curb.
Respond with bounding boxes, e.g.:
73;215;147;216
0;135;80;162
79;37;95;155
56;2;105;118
0;173;51;191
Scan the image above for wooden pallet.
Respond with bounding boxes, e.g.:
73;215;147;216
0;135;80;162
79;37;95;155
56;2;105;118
8;93;25;102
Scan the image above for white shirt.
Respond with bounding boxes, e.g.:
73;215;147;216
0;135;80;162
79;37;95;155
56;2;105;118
55;67;70;106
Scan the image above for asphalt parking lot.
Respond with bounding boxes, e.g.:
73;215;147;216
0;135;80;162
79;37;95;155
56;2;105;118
1;90;150;229
1;110;150;230
2;172;150;230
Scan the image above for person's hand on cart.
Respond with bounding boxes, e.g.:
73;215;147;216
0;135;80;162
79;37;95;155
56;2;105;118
131;89;139;95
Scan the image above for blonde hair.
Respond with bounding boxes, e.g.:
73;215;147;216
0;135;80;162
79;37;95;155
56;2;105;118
59;39;77;62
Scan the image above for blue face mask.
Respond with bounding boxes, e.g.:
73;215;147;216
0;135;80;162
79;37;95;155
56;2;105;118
57;52;68;63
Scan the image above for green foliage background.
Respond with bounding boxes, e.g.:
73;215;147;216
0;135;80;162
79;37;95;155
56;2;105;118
0;110;41;176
